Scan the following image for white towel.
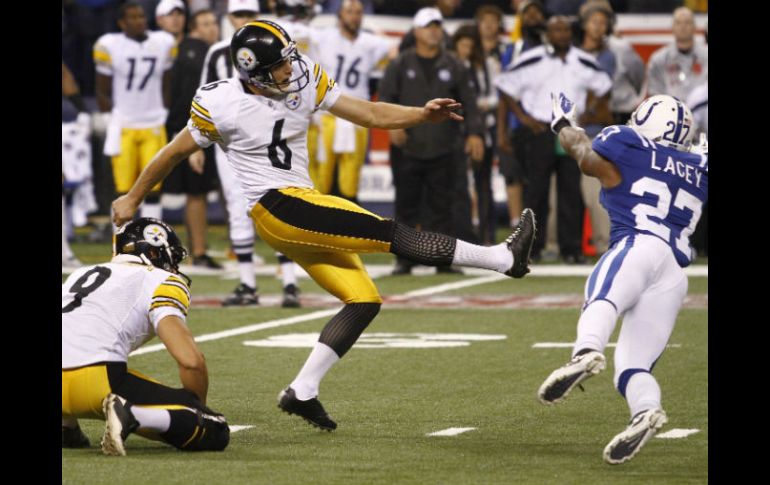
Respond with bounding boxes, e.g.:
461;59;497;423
103;112;122;156
332;117;356;154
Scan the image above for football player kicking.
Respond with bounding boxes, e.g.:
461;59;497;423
62;218;229;456
538;92;708;464
113;21;536;432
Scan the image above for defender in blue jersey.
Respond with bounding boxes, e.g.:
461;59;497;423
537;93;708;465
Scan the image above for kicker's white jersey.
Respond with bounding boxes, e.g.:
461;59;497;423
62;255;191;368
93;31;177;128
187;54;341;209
310;27;392;100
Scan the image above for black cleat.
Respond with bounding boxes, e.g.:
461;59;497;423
222;283;259;306
281;284;301;308
504;208;536;278
391;261;414;276
192;254;224;269
101;394;139;456
277;387;337;431
62;424;90;448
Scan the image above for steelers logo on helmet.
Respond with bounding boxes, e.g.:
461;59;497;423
230;21;311;95
143;224;169;247
236;47;259;71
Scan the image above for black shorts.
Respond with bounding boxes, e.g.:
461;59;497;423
162;144;218;195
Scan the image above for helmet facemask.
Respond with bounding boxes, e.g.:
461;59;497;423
242;42;311;96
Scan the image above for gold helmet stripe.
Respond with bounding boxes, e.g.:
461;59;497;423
246;21;289;47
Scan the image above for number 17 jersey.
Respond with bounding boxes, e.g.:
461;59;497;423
187;54;341;210
592;125;708;267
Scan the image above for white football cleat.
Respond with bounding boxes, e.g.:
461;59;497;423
537;350;606;404
603;408;668;465
101;394;139;456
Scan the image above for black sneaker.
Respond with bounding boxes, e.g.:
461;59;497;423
281;284;301;308
504;208;536;278
391;261;414;276
62;424;90;448
562;253;588;265
192;254;224;270
101;394;139;456
222;283;259;306
436;265;463;275
277;387;337;431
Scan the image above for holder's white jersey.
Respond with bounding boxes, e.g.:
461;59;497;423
310;27;392;100
93;31;177;128
186;54;341;209
62;255;190;368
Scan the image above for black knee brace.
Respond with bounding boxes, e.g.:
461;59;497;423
389;222;456;267
319;302;381;357
161;408;230;452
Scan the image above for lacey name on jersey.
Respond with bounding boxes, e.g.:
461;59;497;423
650;151;704;188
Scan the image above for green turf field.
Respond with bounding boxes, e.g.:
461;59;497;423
63;225;707;485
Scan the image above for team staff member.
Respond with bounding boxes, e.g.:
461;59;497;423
379;7;485;275
496;16;612;263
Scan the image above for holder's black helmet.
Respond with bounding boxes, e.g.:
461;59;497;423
230;20;310;95
114;218;188;274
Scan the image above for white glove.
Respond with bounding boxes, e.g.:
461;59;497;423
92;112;111;136
689;132;708;156
550;92;583;134
75;112;92;137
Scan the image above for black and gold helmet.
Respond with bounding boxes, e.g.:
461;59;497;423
114;218;188;275
230;20;310;95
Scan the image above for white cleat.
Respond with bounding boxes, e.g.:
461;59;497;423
603;408;668;465
100;394;139;456
537;350;606;405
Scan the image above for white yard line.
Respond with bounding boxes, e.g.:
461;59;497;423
131;275;509;356
403;274;507;297
228;425;255;433
532;343;682;349
426;427;477;437
131;309;339;356
656;428;700;439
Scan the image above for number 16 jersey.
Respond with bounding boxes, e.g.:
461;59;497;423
187;54;341;210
